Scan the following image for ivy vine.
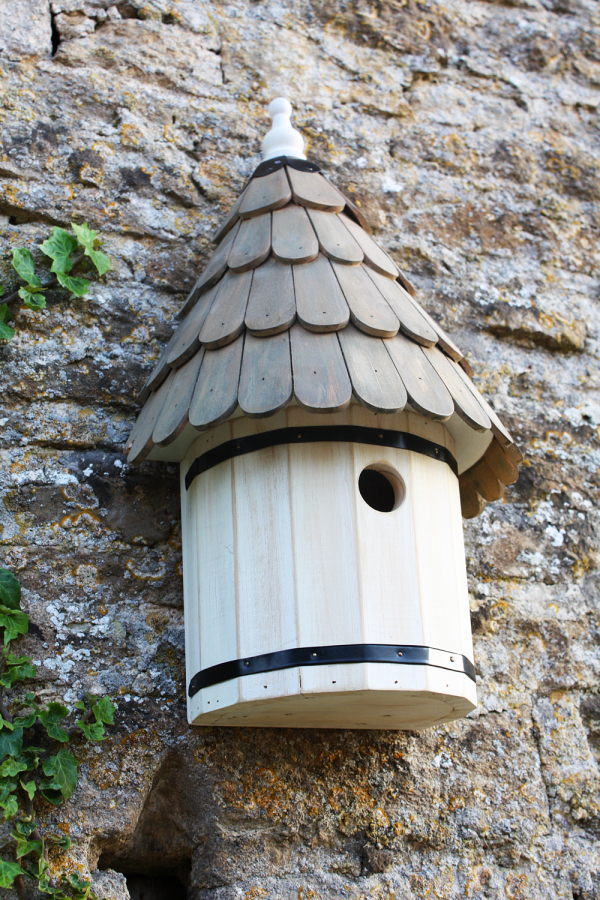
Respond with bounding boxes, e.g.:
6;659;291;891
1;225;115;898
0;224;110;341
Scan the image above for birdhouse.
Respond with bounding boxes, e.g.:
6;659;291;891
127;99;521;730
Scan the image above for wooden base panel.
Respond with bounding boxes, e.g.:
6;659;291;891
189;664;477;730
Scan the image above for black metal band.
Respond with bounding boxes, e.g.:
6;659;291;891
185;426;457;490
252;156;321;179
188;643;476;696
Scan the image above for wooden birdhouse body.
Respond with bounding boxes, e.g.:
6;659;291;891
181;406;476;728
127;100;521;730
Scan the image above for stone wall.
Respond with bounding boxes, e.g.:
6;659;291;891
0;0;599;897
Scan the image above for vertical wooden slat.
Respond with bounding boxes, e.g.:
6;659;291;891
290;323;352;412
338;325;407;413
245;257;296;335
272;204;319;264
238;331;293;417
228;213;272;273
332;263;399;337
286;167;345;211
233;445;299;704
188;334;244;430
199;269;253;350
293;255;349;333
307;208;364;264
239;168;292;218
338;213;399;279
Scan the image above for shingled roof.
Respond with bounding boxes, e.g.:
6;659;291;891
126;103;521;518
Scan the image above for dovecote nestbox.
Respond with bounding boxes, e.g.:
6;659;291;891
127;99;521;729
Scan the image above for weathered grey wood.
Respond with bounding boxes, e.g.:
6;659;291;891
385;331;454;420
153;348;205;446
365;268;437;347
293;255;349;333
338;325;407;414
166;281;220;367
128;370;176;463
179;222;240;318
450;358;516;449
212;185;248;244
290;323;352;411
408;295;464;361
199;270;253;350
307;209;364;265
339;214;399;279
272;205;319;264
239;168;292;219
137;345;170;404
228;213;272;273
238;331;293;417
287;168;345;212
423;346;491;432
245;257;296;336
188;334;244;430
332;262;399;338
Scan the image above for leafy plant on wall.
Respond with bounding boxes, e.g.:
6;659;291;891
0;228;114;899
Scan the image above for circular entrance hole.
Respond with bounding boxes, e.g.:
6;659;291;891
358;466;405;513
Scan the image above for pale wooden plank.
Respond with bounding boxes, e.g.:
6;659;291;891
338;325;407;414
152;348;205;446
233;445;299;704
364;267;437;347
307;209;364;265
293;255;349;333
239;168;292;218
352;444;424;647
228;213;271;273
423;346;492;432
212;185;247;244
272;204;319;264
238;331;293;417
188;334;244;430
180;456;199;723
290;322;352;411
407;295;464;361
127;369;176;464
385;331;454;420
195;457;240;716
288;440;365;695
199;270;253;350
179;222;240;319
245;257;296;336
166;282;219;368
332;262;399;338
450;359;517;450
286;167;345;211
339;213;399;279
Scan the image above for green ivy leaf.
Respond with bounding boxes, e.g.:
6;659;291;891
0;286;4;296
0;726;23;758
74;701;85;710
41;748;77;802
48;833;71;850
13;832;43;859
72;223;110;276
0;570;21;610
13;712;37;729
0;858;24;887
0;754;29;778
1;654;37;686
39;702;69;743
0;607;29;644
40;227;78;275
90;695;114;726
12;248;42;288
20;779;36;800
77;720;105;741
56;271;90;297
18;287;46;311
0;304;15;341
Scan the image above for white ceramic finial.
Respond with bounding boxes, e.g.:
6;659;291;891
261;97;306;161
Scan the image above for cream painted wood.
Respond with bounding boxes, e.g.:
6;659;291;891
182;406;476;728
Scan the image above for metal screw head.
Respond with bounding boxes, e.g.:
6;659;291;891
397;651;403;657
312;652;317;657
450;656;455;662
244;661;250;666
